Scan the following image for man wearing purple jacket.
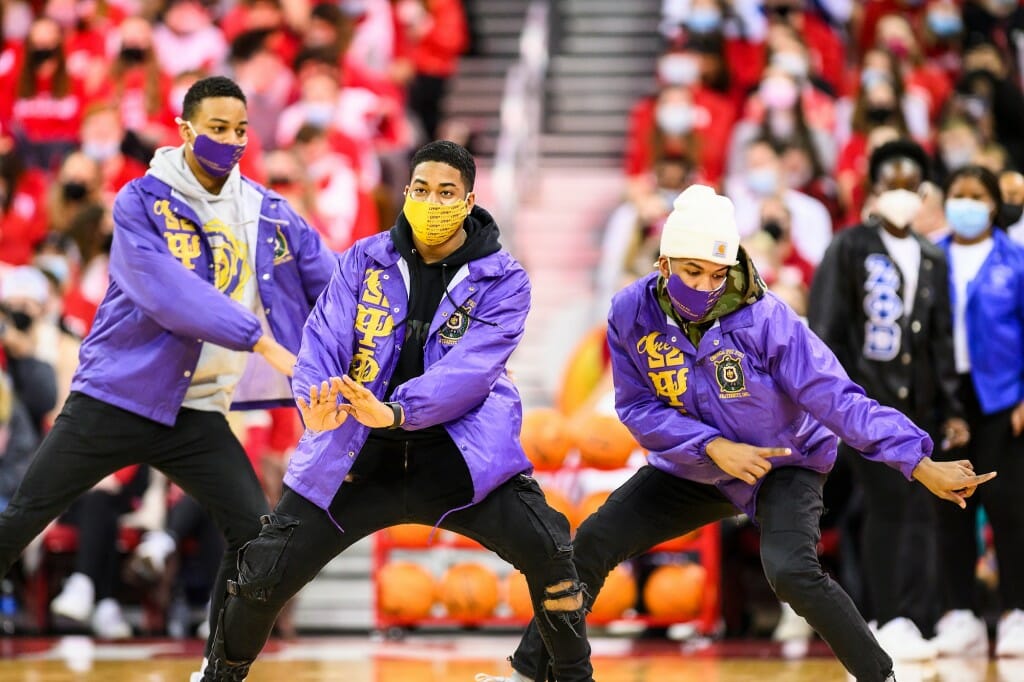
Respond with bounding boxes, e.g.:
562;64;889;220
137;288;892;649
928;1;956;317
200;140;592;682
480;184;997;682
0;76;336;657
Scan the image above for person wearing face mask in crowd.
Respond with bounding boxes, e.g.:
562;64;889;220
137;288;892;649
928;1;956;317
998;169;1024;241
2;16;88;172
206;140;594;682
921;0;965;81
809;139;971;662
927;164;1024;661
480;184;994;682
873;14;952;125
725;137;833;266
0;76;336;675
46;151;105;237
624;80;730;208
962;0;1024;85
104;16;176;165
727;67;835;185
78;105;147;199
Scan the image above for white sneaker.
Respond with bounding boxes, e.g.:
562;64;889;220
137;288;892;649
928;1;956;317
874;617;938;662
50;573;95;623
774;602;814;641
90;598;131;639
932;609;989;657
130;530;176;580
474;672;530;682
996;609;1024;657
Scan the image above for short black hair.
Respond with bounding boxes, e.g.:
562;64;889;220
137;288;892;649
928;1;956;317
943;164;1003;214
182;76;247;121
868;139;930;185
409;140;476;191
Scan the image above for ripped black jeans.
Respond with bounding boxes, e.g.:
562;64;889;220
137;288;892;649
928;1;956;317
220;435;592;682
509;466;893;682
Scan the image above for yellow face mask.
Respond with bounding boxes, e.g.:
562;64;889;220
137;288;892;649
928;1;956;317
402;195;468;246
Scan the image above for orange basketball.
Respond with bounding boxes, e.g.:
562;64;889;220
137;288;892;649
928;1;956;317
642;563;707;619
439;563;500;620
504;570;533;619
573;413;638;470
650;529;701;552
383;524;434;547
590;564;637;620
377;561;436;620
520;408;572;471
574;490;611;529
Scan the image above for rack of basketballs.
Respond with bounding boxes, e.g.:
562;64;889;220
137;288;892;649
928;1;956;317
372;404;720;635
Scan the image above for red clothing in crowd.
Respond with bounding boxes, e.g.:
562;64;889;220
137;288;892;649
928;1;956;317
412;0;468;77
2;72;90;144
0;167;48;265
624;89;737;186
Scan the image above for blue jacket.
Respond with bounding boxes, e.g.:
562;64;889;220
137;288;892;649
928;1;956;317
608;273;933;518
71;174;338;426
939;229;1024;414
284;228;533;515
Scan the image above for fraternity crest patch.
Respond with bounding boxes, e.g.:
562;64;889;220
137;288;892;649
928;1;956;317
710;349;749;399
273;225;293;265
439;300;475;346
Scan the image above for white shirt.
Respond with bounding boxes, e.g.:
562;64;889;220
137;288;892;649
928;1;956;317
723;181;834;266
878;228;922;317
949;238;994;373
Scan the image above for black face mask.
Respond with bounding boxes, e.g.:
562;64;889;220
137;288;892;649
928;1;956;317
766;4;795;20
268;176;294;188
762;219;784;242
29;47;58;66
997;203;1024;229
62;182;88;201
866;106;895;125
119;47;147;63
8;310;33;332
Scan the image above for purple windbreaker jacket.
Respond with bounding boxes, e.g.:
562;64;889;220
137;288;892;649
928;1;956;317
284;231;533;515
71;174;338;426
609;273;933;518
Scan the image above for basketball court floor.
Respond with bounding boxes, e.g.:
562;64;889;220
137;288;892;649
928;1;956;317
0;634;1017;681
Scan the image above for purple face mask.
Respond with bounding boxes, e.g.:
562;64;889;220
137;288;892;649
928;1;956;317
186;121;246;178
665;262;726;321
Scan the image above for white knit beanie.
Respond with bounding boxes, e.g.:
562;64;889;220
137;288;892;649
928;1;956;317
659;184;740;266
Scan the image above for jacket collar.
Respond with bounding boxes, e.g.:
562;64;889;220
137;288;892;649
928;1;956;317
363;231;510;280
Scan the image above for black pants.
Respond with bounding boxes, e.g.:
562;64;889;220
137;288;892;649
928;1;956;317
221;435;592;682
0;392;267;651
845;442;938;633
509;466;893;682
60;466;149;601
933;376;1024;612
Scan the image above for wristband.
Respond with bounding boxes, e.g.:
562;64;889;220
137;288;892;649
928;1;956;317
386;402;403;429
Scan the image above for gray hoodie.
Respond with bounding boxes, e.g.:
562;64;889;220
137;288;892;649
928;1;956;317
147;146;267;414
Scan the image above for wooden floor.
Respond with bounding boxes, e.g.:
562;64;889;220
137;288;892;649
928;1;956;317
0;635;1017;681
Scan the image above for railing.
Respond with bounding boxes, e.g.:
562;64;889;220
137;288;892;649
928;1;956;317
491;0;549;258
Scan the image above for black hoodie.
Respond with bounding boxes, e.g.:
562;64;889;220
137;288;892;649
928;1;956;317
371;205;502;440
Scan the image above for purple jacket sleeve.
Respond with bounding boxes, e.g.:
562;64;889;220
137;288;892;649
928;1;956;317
607;314;728;484
109;184;262;351
763;298;932;480
390;266;530;429
291;247;360;402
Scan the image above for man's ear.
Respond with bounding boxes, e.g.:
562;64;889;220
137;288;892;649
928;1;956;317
175;117;192;145
465;191;475;213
